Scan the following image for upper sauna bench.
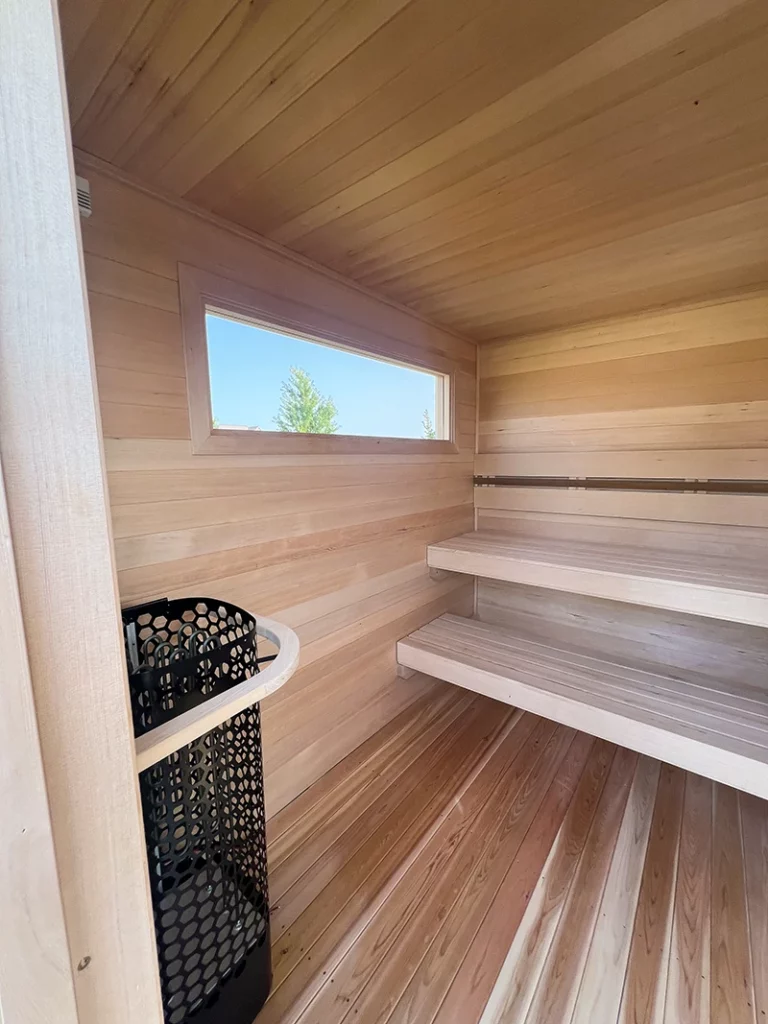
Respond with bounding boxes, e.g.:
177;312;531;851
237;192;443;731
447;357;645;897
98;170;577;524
427;530;768;628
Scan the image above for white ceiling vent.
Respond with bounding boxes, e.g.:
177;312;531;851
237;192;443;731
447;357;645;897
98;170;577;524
75;175;92;218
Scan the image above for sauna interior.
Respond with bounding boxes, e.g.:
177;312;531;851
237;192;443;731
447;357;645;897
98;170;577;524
2;0;768;1023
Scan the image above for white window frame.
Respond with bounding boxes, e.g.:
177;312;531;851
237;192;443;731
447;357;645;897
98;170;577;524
179;264;456;456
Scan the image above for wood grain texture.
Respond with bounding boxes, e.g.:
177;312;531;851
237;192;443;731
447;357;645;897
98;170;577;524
739;791;768;1022
478;291;768;479
664;773;712;1024
477;579;768;709
259;698;516;1024
618;762;684;1024
261;692;768;1024
571;756;661;1024
710;785;756;1024
397;612;768;798
440;731;596;1024
524;745;637;1023
178;262;458;457
292;712;539;1024
77;163;476;817
427;530;768;627
61;0;768;339
0;441;79;1022
0;3;162;1022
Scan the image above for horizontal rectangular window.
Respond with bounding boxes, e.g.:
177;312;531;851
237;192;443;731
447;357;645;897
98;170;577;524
179;264;456;457
206;312;448;442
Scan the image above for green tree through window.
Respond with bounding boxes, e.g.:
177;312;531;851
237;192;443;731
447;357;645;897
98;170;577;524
275;366;340;434
422;408;437;439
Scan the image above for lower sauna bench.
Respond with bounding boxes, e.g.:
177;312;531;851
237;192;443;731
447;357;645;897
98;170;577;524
397;613;768;800
260;689;768;1024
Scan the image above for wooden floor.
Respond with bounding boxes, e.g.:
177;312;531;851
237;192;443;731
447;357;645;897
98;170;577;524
261;688;768;1024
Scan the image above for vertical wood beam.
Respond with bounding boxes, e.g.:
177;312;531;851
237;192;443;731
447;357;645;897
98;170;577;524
0;460;79;1024
0;2;163;1023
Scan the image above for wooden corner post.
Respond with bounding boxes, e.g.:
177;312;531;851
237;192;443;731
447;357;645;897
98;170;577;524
0;2;163;1023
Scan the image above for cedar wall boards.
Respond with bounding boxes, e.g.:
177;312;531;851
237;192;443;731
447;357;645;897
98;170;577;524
474;290;768;674
477;289;768;476
78;159;476;817
475;289;768;567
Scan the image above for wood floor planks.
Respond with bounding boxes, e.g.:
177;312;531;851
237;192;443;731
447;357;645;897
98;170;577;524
710;787;756;1024
336;719;567;1024
525;745;637;1024
481;736;615;1024
664;773;712;1024
572;756;662;1024
264;693;768;1024
260;699;513;1024
618;762;685;1024
740;792;768;1022
385;722;575;1024
295;712;540;1024
442;731;596;1024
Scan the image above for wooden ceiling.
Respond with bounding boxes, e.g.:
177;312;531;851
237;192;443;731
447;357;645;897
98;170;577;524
61;0;768;341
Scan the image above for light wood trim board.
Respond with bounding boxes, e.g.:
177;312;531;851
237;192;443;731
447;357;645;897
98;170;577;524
0;2;163;1020
0;439;79;1022
179;262;458;456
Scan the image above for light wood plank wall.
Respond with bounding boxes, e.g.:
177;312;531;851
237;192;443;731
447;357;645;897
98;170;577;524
477;289;768;477
475;290;768;637
477;289;768;537
77;160;476;818
476;291;768;549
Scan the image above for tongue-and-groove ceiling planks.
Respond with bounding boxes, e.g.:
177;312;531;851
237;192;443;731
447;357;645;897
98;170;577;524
61;0;768;340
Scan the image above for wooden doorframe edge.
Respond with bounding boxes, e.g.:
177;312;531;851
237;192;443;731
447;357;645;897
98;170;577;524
0;2;163;1022
0;455;79;1023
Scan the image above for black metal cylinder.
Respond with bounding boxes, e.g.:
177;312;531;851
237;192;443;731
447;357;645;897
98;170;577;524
122;598;272;1024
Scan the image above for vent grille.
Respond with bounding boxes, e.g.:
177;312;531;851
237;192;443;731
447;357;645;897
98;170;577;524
75;175;92;218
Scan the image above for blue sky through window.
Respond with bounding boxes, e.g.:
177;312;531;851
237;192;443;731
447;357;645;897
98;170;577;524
206;313;440;438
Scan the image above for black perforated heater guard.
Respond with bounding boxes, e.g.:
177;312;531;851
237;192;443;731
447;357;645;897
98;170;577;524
123;598;272;1024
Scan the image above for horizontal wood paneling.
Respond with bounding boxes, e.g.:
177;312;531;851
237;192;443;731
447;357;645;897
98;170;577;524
476;449;768;480
62;0;768;338
477;580;768;687
475;487;768;529
79;163;476;817
474;296;768;659
478;291;768;480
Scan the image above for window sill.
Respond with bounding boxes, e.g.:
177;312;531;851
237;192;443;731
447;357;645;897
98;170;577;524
194;429;459;457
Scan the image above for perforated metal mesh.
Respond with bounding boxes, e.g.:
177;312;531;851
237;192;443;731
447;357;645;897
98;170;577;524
124;597;271;1024
124;598;259;737
139;704;270;1024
